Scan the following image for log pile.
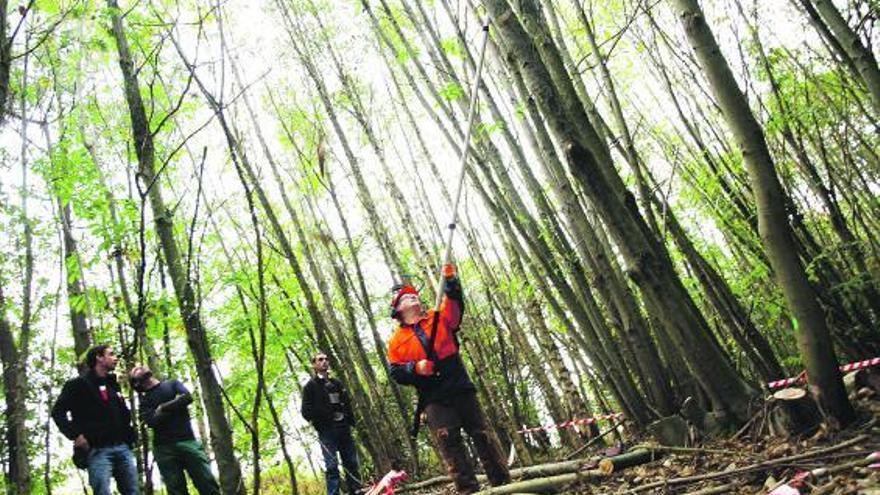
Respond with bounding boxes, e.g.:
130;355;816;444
399;449;662;494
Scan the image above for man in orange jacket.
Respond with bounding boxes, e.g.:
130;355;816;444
387;264;510;494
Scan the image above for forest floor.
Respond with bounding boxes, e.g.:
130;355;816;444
576;399;880;494
405;394;880;494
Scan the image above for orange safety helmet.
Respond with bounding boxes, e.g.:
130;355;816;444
390;284;419;320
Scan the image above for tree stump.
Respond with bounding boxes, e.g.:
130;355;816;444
768;388;821;437
647;415;690;446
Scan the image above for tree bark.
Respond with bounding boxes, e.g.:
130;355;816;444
671;0;854;426
807;0;880;115
0;0;9;127
484;0;755;424
105;3;245;492
57;197;92;362
0;43;33;491
0;285;30;495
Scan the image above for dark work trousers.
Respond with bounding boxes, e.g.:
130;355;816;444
425;392;510;494
317;425;361;495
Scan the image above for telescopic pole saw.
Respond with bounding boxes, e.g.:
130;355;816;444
411;21;491;444
433;21;491;311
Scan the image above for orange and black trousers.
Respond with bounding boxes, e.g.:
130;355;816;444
424;392;510;494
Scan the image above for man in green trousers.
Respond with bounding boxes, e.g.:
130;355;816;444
130;365;220;494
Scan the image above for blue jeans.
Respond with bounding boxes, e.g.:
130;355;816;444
87;444;139;495
318;426;360;495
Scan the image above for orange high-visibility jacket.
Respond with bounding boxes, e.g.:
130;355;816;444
387;278;475;404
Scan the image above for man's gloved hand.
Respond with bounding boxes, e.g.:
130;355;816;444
442;263;456;279
414;359;435;376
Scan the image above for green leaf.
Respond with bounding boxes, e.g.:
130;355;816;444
439;82;464;101
440;37;463;59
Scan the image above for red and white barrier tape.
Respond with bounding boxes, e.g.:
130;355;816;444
517;413;624;434
364;470;407;495
767;357;880;390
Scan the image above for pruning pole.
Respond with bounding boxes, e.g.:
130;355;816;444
433;21;491;310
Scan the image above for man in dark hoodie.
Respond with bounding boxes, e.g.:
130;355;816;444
301;352;361;495
52;344;138;495
129;365;220;494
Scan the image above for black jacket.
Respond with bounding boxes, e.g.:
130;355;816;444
51;370;136;448
301;375;355;432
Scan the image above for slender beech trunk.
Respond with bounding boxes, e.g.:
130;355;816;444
0;0;9;128
805;0;880;114
672;0;854;426
0;284;29;495
502;16;677;413
58;197;91;360
106;3;245;492
44;264;61;495
485;0;755;424
208;189;300;493
0;45;33;491
276;0;405;282
736;0;880;325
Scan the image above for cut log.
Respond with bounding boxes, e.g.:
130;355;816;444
473;470;603;494
472;450;660;494
507;459;594;480
397;458;598;492
597;449;656;474
768;387;821;437
647;415;690;446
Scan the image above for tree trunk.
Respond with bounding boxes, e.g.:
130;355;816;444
56;198;93;362
0;45;33;491
485;0;755;424
806;0;880;114
0;0;9;128
524;5;679;414
672;0;855;426
0;286;30;495
105;3;245;492
276;0;405;282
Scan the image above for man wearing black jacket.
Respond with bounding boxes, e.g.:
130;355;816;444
129;365;220;495
301;352;361;495
51;344;138;495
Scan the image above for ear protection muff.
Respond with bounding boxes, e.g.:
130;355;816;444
390;283;405;320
